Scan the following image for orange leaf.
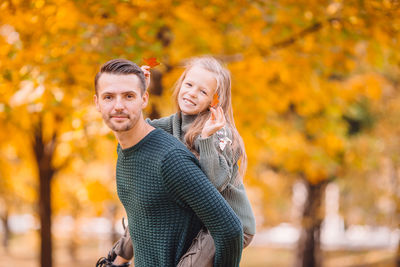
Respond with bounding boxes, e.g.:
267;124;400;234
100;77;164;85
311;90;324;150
142;57;160;68
210;93;219;108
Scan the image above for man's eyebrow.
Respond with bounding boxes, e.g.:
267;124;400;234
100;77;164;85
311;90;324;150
122;90;137;95
101;90;137;96
100;91;114;97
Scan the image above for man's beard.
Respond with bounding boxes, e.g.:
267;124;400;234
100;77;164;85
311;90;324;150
103;113;135;132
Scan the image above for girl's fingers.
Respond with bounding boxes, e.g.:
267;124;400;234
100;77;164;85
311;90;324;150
210;108;217;120
211;112;216;120
206;108;226;134
141;65;150;70
141;66;151;76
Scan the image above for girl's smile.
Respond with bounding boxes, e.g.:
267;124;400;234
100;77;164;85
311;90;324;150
182;97;196;106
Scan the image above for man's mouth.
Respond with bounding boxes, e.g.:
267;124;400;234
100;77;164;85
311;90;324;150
110;114;129;119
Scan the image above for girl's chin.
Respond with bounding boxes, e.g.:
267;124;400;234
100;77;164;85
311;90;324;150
181;106;202;115
179;105;197;115
181;110;196;115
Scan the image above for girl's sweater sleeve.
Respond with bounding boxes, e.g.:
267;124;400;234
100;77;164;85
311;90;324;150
145;114;174;134
195;128;239;192
160;148;243;267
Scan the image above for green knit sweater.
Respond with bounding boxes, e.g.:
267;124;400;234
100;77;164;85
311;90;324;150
146;113;256;235
116;128;243;267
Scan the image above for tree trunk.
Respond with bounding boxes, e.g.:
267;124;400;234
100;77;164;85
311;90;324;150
39;171;52;267
397;238;400;267
392;165;400;267
1;211;10;251
33;119;57;267
68;216;79;262
148;69;163;120
294;180;327;267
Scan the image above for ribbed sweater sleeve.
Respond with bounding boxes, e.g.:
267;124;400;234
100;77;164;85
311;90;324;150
145;115;174;134
160;148;243;267
195;129;239;192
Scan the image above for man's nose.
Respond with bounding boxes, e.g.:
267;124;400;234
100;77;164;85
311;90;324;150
114;96;124;110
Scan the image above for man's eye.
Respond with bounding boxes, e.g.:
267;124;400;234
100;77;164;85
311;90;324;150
104;95;112;100
126;94;134;99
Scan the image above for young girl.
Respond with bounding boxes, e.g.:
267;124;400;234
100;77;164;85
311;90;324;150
100;56;256;267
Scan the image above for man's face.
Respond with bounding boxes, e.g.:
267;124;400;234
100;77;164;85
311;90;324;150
94;73;148;132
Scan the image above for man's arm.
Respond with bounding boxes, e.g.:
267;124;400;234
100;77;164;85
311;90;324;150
161;149;243;267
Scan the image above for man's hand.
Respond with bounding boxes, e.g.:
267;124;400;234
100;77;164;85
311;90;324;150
201;107;226;139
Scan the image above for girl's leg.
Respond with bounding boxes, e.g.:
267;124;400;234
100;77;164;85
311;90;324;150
243;232;254;248
113;226;134;260
177;228;214;267
177;229;254;267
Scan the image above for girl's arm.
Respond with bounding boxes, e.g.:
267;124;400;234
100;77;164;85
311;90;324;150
195;126;239;192
145;115;175;134
195;107;239;192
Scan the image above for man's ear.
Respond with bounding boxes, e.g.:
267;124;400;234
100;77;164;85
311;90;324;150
94;94;100;111
141;91;149;109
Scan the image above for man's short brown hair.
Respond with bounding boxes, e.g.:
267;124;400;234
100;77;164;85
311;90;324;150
94;59;146;95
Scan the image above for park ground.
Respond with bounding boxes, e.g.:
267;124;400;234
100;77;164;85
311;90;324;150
0;231;396;267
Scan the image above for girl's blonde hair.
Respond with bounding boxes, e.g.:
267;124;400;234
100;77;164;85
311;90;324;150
172;56;247;183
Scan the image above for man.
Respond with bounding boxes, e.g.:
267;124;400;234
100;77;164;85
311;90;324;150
94;59;243;267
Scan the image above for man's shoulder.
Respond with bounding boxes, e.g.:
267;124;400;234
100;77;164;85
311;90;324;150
149;130;196;160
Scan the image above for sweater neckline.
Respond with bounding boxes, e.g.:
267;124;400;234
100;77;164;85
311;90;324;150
118;128;160;156
181;113;196;135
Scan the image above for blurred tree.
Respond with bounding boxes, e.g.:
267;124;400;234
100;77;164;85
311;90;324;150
0;1;166;266
366;68;400;265
1;1;400;267
0;118;35;251
163;1;398;266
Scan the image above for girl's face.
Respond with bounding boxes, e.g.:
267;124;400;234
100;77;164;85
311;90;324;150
178;66;217;115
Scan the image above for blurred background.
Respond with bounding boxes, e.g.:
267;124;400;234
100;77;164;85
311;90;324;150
0;0;399;266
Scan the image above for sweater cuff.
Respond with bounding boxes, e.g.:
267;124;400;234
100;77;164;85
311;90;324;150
198;135;217;157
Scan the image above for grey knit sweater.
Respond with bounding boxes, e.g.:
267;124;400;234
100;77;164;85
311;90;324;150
116;128;243;267
146;113;256;235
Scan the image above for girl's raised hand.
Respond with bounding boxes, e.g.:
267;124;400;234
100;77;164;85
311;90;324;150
141;65;151;89
201;107;226;138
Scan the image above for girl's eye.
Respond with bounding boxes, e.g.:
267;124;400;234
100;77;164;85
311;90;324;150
185;82;192;87
201;90;207;95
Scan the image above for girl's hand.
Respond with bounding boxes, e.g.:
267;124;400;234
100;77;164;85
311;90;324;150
201;107;226;138
141;65;151;89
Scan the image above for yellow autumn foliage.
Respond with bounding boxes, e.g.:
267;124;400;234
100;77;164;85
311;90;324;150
0;0;398;227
